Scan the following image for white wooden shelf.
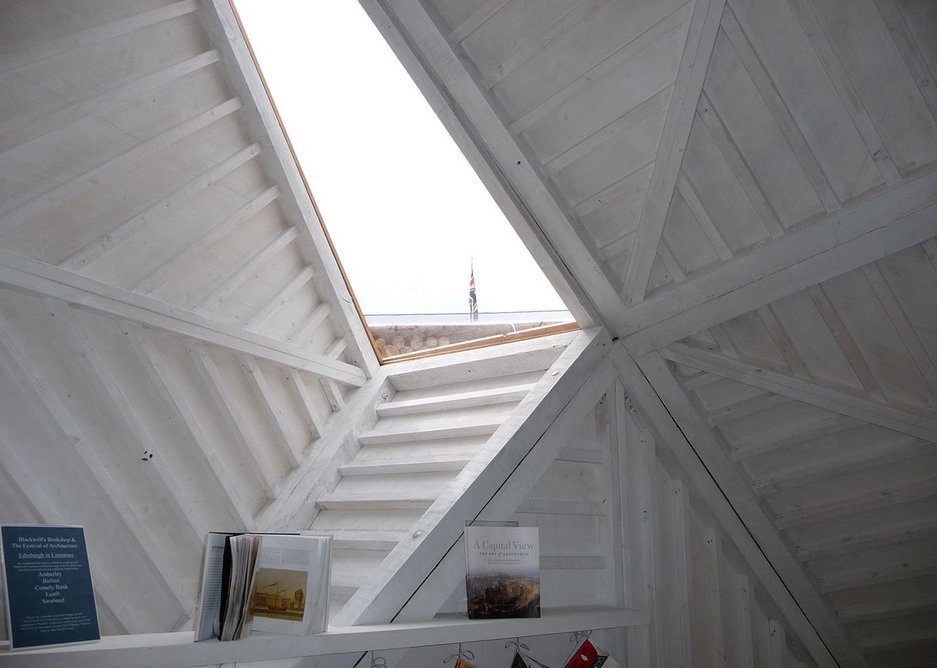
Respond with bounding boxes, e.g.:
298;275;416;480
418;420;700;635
0;607;646;667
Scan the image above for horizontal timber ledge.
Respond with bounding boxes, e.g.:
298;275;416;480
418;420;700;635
0;607;647;667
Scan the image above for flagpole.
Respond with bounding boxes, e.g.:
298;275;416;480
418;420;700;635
469;259;478;322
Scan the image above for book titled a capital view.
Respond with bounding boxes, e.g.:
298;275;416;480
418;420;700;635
0;525;100;651
464;522;540;620
194;532;331;641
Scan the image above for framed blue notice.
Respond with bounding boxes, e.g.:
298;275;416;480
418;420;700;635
1;525;100;650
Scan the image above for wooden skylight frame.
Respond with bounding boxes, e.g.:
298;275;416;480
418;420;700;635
228;1;580;365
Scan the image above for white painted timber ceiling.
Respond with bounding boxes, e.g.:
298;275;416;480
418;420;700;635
367;0;937;665
3;0;937;666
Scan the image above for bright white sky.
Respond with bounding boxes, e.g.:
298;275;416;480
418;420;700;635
234;0;568;316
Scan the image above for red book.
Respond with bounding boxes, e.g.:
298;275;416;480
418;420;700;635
563;640;599;668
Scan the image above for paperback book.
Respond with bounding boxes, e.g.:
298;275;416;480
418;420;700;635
194;532;332;641
464;522;540;619
0;525;100;651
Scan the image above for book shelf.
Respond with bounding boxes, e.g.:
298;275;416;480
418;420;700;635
0;607;647;667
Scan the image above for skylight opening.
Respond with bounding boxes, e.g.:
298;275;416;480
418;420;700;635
232;0;576;362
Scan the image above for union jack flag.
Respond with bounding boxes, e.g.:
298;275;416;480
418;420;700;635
468;264;478;321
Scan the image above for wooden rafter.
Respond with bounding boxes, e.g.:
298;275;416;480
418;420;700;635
663;342;937;443
333;329;611;627
624;165;937;355
613;344;859;667
0;249;367;387
622;0;727;304
0;0;198;74
0;98;243;236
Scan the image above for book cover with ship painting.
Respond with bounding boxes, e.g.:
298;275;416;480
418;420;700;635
464;522;540;619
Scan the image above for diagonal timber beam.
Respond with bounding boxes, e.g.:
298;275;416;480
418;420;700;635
343;356;628;668
663;342;937;443
624;165;937;354
355;0;620;328
612;344;859;668
622;0;727;305
0;250;367;387
331;328;613;627
203;0;378;374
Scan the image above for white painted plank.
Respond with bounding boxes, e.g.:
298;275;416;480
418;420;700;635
689;524;724;667
238;354;303;467
316;493;436;511
725;0;883;202
338;457;469;476
862;262;937;406
664;341;937;443
0;249;367;386
875;0;937;127
328;530;408;551
51;305;208;554
187;344;280;496
447;0;510;43
0;432;133;635
0;49;220;155
675;173;733;260
0;98;242;236
773;476;937;529
731;415;861;461
807;0;937;173
497;0;688;121
719;7;839;211
613;344;850;667
377;382;534;416
63;144;262;272
702;31;826;229
197;227;298;312
657;477;692;667
0;607;644;668
623;166;937;354
728;574;756;668
244;265;314;332
475;0;608;89
511;3;691;138
752;435;927;495
133;184;278;293
286;370;325;441
123;325;256;529
0;0;199;74
768;620;785;668
806;283;884;398
288;302;331;346
622;0;727;304
0;309;191;620
319;339;348;413
708;393;791;426
786;0;901;185
620;408;657;666
696;93;785;237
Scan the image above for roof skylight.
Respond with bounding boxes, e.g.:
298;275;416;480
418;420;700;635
233;0;575;360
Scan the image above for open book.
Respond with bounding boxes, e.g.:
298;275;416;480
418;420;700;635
194;532;332;641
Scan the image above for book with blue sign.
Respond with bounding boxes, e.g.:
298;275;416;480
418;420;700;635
0;525;100;651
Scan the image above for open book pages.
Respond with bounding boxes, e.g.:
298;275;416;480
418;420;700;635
194;533;332;641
